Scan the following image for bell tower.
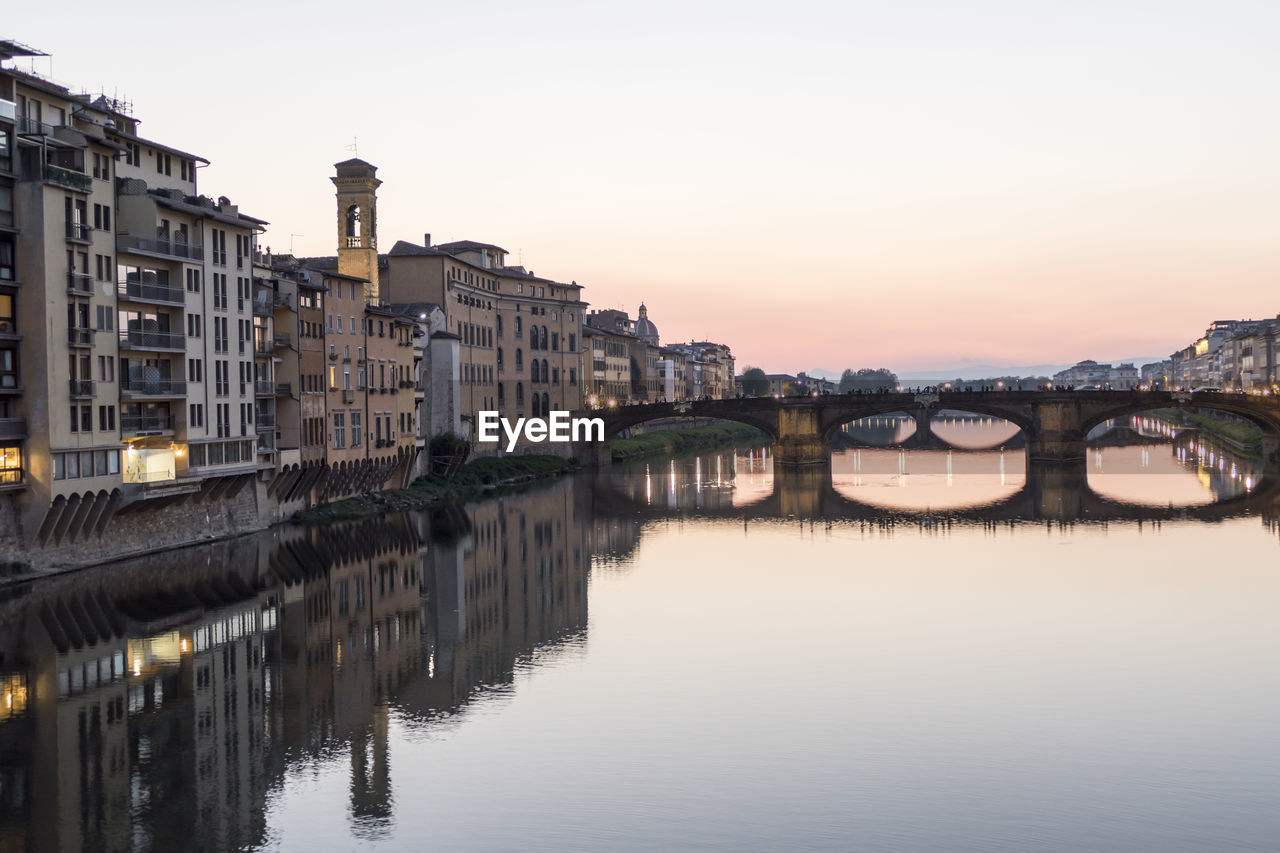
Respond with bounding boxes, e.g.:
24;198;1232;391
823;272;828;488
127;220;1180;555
331;158;382;303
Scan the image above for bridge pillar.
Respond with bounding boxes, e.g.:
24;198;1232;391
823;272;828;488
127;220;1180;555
574;440;612;469
772;463;830;517
1028;400;1087;463
1025;458;1088;522
912;411;933;446
1262;433;1280;474
773;405;829;467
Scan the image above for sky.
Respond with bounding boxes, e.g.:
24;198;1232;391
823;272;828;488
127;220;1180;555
7;1;1279;373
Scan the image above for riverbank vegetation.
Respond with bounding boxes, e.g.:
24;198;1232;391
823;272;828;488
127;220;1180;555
1147;408;1264;455
610;422;768;461
296;454;579;523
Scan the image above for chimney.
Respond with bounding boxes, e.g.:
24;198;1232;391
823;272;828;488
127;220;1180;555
423;233;431;247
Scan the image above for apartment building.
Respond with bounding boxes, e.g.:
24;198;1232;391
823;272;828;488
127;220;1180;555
380;234;587;430
0;42;271;554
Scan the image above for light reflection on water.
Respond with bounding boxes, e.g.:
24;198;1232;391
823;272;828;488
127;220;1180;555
0;423;1278;852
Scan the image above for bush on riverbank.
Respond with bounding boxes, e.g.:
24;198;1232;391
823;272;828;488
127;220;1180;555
1146;408;1263;454
295;454;579;523
611;422;768;461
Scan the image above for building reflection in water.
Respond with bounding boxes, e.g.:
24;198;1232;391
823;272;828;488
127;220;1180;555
0;422;1275;852
0;479;590;853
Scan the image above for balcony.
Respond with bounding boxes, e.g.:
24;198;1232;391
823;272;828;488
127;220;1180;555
68;327;95;348
118;279;184;305
116;234;204;262
273;291;293;310
0;418;27;440
68;379;95;398
275;382;292;397
255;412;275;430
0;99;14;122
15;115;55;136
254;339;273;356
65;221;91;242
121;377;187;398
273;332;292;349
341;389;355;404
119;329;185;352
45;165;92;193
254;380;274;396
121;414;174;434
67;271;93;295
252;299;272;317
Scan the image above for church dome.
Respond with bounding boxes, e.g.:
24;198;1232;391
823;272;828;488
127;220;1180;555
634;303;660;345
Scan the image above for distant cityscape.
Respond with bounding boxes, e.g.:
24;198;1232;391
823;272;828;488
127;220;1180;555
754;316;1280;395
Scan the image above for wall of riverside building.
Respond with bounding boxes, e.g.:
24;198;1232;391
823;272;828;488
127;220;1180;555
0;477;269;573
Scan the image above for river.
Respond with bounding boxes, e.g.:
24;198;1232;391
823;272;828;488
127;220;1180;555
1;419;1278;852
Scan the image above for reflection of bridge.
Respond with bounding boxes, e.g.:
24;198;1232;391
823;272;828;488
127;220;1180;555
588;463;1280;526
583;391;1280;467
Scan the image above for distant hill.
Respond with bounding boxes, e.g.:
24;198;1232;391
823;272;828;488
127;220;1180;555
806;358;1166;383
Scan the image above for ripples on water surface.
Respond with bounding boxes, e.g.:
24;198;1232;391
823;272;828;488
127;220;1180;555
1;420;1278;852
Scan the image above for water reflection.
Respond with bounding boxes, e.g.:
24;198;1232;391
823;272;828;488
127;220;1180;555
831;448;1026;511
0;424;1278;852
1087;417;1263;506
602;421;1277;523
0;483;590;853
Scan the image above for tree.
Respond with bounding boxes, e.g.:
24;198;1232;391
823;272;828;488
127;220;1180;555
740;367;770;396
839;368;898;392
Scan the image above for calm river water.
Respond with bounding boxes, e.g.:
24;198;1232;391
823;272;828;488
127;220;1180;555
2;419;1279;852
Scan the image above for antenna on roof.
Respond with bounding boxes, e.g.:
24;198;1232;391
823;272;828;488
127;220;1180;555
345;136;358;156
290;234;304;254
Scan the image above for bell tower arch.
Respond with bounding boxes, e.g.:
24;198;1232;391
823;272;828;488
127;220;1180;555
331;158;382;302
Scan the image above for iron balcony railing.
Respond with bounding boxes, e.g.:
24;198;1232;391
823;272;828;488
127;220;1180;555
273;291;293;309
65;221;91;241
121;377;187;397
121;413;174;433
254;339;273;355
68;327;95;347
273;332;292;348
0;418;26;440
116;234;204;262
254;380;274;396
255;412;275;429
275;382;292;397
118;279;184;305
67;271;93;295
119;329;185;350
68;379;95;398
252;299;272;317
341;389;356;404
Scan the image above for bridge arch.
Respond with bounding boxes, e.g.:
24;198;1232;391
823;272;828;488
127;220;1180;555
819;400;1034;444
1078;394;1280;437
595;402;780;442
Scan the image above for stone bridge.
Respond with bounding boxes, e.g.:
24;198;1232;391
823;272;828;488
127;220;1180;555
580;390;1280;467
587;462;1280;526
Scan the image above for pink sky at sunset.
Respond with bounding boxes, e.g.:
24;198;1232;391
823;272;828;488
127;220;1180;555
8;1;1278;373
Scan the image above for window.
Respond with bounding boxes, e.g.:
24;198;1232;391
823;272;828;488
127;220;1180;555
515;349;523;371
333;412;346;448
0;235;13;281
0;348;16;389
